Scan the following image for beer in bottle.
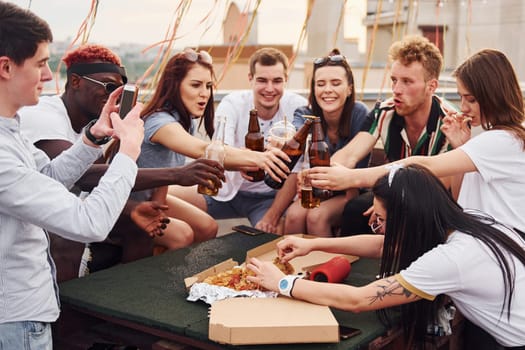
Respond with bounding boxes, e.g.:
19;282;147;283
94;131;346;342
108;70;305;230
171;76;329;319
264;118;313;189
309;116;333;200
244;109;265;182
198;115;226;196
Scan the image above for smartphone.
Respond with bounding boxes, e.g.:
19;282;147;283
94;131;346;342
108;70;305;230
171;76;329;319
339;325;361;340
119;83;138;118
232;225;266;236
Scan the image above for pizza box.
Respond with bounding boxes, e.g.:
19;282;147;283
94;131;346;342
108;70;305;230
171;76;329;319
184;235;359;345
209;297;339;345
184;234;359;289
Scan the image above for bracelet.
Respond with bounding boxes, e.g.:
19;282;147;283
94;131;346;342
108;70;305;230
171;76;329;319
84;119;111;145
278;275;301;297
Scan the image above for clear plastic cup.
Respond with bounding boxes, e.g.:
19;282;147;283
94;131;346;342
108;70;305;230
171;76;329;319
268;120;296;148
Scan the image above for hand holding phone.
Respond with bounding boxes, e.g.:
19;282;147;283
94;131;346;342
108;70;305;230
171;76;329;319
119;84;138;118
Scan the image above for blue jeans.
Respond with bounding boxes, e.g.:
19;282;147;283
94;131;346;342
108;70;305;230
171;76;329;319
0;321;52;350
205;190;277;226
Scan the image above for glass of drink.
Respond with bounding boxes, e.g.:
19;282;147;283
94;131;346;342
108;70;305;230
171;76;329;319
300;170;320;209
268;120;296;148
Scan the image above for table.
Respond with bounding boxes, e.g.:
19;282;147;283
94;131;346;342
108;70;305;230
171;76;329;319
58;232;388;349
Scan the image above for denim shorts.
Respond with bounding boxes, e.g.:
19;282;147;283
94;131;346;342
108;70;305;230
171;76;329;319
205;190;277;226
0;321;52;350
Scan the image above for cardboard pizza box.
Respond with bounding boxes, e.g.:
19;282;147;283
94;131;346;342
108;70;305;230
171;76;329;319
209;297;339;345
184;235;359;345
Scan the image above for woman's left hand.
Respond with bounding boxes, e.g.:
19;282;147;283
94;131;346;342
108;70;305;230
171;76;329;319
246;257;285;292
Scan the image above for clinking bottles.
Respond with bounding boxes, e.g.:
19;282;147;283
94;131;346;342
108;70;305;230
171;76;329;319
264;118;313;190
197;115;226;196
308;116;333;200
244;109;265;182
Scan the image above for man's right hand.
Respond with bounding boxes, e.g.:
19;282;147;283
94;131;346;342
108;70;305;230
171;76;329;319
174;159;225;188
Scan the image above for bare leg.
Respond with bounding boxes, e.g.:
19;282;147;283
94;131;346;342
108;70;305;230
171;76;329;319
284;200;308;234
165;193;217;242
169;184;208;211
152;217;194;250
305;195;349;237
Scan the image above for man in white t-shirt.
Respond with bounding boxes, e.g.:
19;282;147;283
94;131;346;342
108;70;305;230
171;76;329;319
202;48;307;233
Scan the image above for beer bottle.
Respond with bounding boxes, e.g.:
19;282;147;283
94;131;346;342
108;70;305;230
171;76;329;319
198;115;226;196
264;118;314;189
309;116;333;200
244;109;265;182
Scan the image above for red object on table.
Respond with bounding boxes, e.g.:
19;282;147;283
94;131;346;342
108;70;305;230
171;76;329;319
309;256;351;283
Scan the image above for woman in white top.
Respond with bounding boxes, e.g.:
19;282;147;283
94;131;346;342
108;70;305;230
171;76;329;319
247;165;525;348
308;49;525;234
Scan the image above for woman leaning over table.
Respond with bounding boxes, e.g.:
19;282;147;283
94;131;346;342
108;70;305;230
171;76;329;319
132;49;290;250
248;165;525;349
307;48;525;235
284;49;370;237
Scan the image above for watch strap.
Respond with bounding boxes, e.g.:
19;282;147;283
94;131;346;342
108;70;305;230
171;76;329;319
278;275;300;297
84;119;111;145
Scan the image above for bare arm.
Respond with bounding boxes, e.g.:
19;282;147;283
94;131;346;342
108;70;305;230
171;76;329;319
331;132;377;168
246;258;420;312
151;122;289;179
277;234;384;261
311;148;477;191
290;275;421;312
35;139;225;192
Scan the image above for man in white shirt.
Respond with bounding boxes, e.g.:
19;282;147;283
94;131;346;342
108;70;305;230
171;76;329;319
203;48;307;233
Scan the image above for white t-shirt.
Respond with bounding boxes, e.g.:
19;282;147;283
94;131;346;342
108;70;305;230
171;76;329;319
19;95;80;144
458;130;525;232
398;229;525;347
214;90;307;201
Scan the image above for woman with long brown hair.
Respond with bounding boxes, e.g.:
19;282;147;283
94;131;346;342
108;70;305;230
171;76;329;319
132;49;289;250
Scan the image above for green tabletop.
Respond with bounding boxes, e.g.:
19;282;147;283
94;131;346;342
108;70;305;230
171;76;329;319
59;232;386;349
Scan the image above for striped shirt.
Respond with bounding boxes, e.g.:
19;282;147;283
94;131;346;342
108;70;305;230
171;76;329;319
362;96;455;162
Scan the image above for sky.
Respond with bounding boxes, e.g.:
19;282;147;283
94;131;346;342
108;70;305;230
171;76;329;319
8;0;309;48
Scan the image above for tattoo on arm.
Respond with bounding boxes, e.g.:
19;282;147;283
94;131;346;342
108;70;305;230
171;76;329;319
367;278;413;305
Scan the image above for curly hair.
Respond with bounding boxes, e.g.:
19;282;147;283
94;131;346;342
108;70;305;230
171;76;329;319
62;44;121;67
388;35;443;81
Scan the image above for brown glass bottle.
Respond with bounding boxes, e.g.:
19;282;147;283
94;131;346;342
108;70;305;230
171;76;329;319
264;118;313;189
244;109;265;182
309;116;333;200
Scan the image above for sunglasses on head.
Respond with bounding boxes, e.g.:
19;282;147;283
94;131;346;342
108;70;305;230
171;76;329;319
81;75;122;94
182;48;213;65
313;54;347;67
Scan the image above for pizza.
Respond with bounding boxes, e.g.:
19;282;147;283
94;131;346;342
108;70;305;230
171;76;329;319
202;257;295;291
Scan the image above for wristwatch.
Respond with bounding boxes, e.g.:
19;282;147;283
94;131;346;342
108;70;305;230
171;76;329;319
84;119;111;145
278;275;301;297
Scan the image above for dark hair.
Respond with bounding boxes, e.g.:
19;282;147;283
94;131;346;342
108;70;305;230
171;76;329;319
310;48;356;140
141;52;215;138
248;47;289;77
372;164;525;346
453;49;525;149
0;1;53;65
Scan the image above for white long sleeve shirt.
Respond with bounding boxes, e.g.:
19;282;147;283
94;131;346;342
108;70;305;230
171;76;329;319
0;114;137;323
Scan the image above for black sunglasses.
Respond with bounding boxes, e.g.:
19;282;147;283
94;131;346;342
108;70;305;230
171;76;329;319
81;75;122;94
313;54;347;67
